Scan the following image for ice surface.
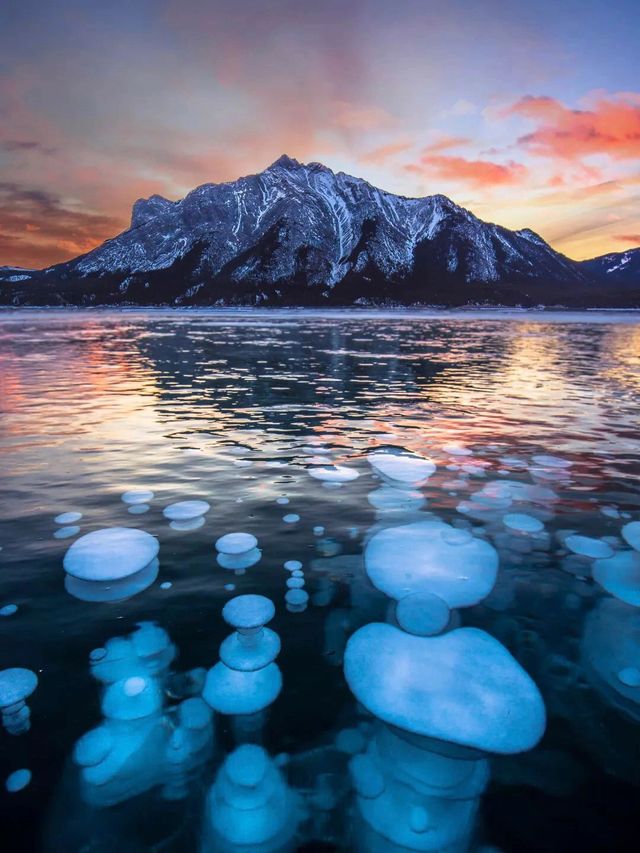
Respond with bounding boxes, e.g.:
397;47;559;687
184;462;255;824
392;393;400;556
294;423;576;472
344;623;546;753
365;520;498;607
63;527;159;581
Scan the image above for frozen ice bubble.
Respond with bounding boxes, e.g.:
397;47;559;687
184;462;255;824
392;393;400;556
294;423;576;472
63;527;159;581
349;753;385;798
215;532;258;555
65;557;159;602
73;726;113;766
335;727;366;755
442;444;473;457
5;769;31;793
128;504;150;515
121;489;154;505
286;577;305;589
285;589;309;607
284;560;302;571
344;623;546;753
202;662;282;714
622;521;640;552
309;465;359;483
222;594;275;629
283;514;300;524
0;604;18;617
163;500;210;521
368;452;436;486
396;592;450;636
54;526;80;539
565;535;614;560
220;627;281;671
54;511;82;525
618;667;640;687
225;743;268;787
224;583;236;591
217;548;261;571
503;513;544;534
593;550;640;606
160;581;172;590
291;570;304;578
365;520;498;607
276;497;290;505
102;675;162;720
170;516;206;531
313;526;325;536
0;668;38;708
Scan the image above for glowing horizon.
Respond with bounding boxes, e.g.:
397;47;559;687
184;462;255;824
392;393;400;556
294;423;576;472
1;0;638;269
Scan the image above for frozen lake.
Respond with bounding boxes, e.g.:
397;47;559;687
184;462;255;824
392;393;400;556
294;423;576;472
0;309;639;852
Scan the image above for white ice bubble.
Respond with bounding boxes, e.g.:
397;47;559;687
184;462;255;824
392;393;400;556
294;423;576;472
284;560;302;572
276;497;290;505
170;516;206;532
621;521;640;552
0;604;18;617
565;535;614;560
313;526;325;536
396;592;450;636
344;623;546;753
286;577;305;589
63;527;159;581
160;581;172;590
0;668;38;709
503;513;544;534
223;594;275;630
203;662;282;715
128;504;150;515
309;465;359;483
54;511;82;525
163;500;210;521
365;520;498;607
282;514;300;524
65;557;159;603
593;550;640;606
285;589;309;607
5;769;31;793
121;490;154;505
368;452;436;487
216;548;261;571
215;532;258;555
54;525;80;540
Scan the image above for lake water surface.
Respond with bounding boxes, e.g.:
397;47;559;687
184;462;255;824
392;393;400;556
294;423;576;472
1;310;639;852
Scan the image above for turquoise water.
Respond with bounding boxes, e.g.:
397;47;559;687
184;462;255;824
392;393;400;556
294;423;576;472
0;310;639;852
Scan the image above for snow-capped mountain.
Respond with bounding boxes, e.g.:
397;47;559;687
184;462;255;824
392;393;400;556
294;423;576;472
0;156;637;306
582;248;640;290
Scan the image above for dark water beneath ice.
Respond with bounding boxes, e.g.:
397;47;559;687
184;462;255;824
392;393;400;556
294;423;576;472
0;309;639;852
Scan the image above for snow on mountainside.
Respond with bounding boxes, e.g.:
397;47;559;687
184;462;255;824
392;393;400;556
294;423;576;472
0;156;638;307
582;248;640;288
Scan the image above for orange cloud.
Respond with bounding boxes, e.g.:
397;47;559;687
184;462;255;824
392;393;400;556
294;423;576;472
507;92;640;160
615;234;640;245
422;135;470;154
408;155;527;188
360;141;412;165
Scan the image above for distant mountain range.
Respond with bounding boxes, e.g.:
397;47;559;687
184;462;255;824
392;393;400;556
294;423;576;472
0;155;638;307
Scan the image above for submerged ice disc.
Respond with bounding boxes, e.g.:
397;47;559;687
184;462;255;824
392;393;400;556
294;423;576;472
63;527;159;582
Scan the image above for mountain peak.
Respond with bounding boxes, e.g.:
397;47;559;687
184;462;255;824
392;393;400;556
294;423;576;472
268;154;302;171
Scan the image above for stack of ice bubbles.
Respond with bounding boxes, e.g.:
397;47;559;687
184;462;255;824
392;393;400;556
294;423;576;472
557;529;615;579
121;488;154;516
215;532;261;572
0;668;38;735
367;451;434;518
284;560;309;612
344;620;546;851
202;744;302;852
74;622;214;806
592;521;640;605
53;510;82;540
163;499;210;531
203;595;282;717
63;527;160;602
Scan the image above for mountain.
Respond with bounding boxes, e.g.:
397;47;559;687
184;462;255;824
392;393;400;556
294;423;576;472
0;155;637;307
582;248;640;294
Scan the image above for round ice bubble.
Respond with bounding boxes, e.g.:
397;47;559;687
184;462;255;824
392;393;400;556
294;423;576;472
531;454;572;469
65;557;159;603
170;516;206;532
285;589;309;606
0;605;18;617
217;548;261;571
593;550;640;606
54;511;82;525
223;594;275;630
365;520;498;608
396;592;450;636
313;526;325;536
291;570;304;578
621;521;640;552
219;628;281;672
73;726;113;767
5;769;31;793
565;535;614;560
618;667;640;687
349;753;385;799
215;532;258;555
163;500;210;521
368;452;436;486
283;514;300;524
276;497;290;505
102;675;162;721
344;623;546;753
203;662;282;714
335;727;366;755
503;513;544;534
286;577;305;589
160;581;172;590
284;560;302;572
309;465;359;483
225;743;269;787
54;526;80;540
0;668;38;708
442;444;473;457
128;504;150;515
63;527;159;582
121;489;154;505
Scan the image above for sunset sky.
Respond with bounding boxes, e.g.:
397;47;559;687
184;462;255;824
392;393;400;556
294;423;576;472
1;0;638;268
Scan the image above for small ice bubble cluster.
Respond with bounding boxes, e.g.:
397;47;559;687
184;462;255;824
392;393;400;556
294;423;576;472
75;622;213;806
215;531;261;571
0;668;38;735
203;595;282;715
63;527;160;602
368;451;436;488
365;519;498;607
163;500;210;531
204;743;301;848
53;510;82;540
